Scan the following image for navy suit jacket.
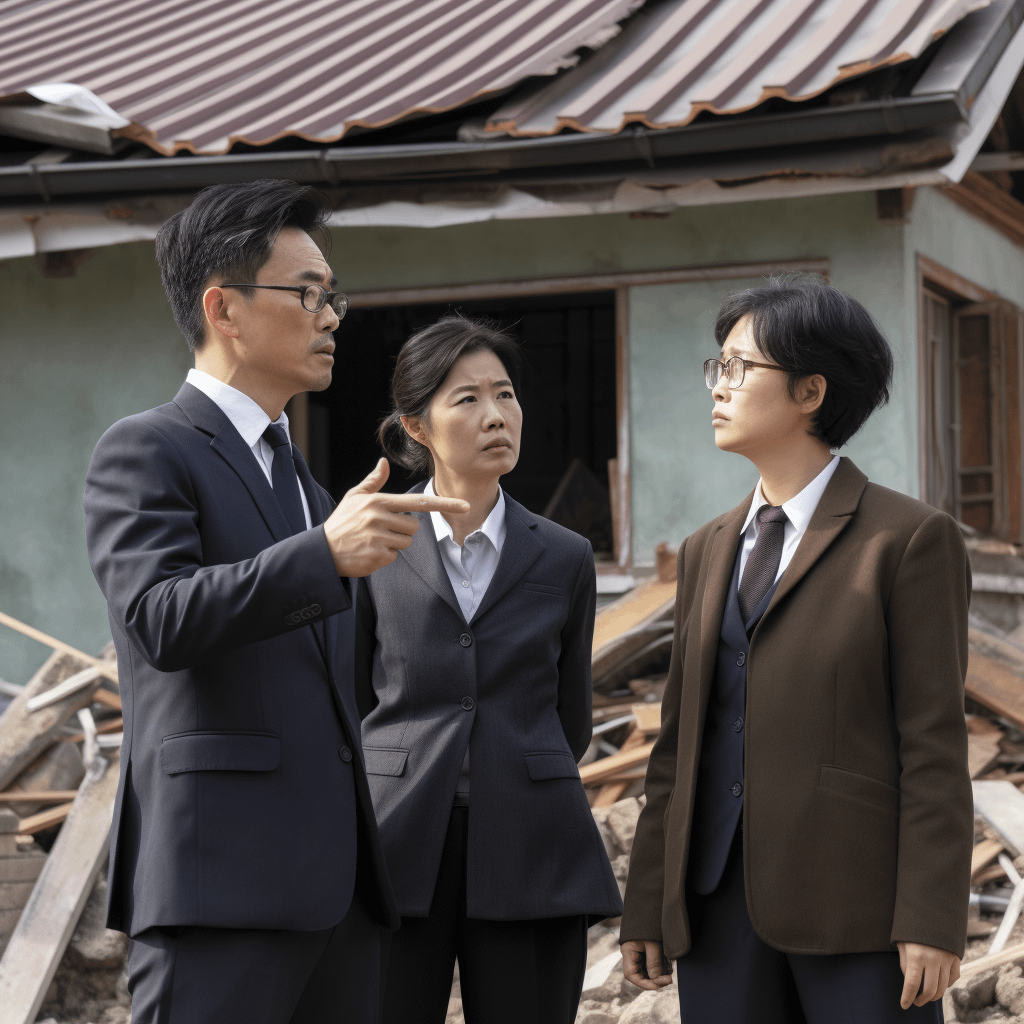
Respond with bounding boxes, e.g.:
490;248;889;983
354;486;623;922
84;383;398;936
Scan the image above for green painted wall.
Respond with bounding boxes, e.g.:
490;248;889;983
0;243;190;685
0;186;970;681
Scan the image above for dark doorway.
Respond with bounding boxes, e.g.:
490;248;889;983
308;291;617;553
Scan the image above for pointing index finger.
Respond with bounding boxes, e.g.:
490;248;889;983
383;494;470;514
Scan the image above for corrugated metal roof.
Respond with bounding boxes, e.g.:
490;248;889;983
485;0;993;134
0;0;644;154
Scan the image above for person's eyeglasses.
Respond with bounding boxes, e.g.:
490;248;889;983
220;284;349;319
704;356;785;389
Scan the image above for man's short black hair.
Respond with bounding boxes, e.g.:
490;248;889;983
714;276;893;449
155;179;331;351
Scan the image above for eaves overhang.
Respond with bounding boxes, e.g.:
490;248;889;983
0;92;969;202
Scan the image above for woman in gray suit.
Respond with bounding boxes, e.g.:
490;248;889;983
354;313;622;1024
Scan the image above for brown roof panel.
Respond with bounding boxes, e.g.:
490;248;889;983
486;0;992;134
0;0;645;154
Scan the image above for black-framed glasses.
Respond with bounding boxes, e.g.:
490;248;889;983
221;284;349;319
704;356;785;389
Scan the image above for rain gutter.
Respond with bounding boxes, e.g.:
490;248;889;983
0;93;967;201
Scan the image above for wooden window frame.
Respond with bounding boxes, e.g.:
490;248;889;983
916;254;1024;541
292;257;829;571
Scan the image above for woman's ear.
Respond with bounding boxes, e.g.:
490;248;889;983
796;374;827;415
400;414;429;447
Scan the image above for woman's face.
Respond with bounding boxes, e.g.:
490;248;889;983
711;315;822;459
404;348;522;484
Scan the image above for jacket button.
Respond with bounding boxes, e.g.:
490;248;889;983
736;652;746;667
733;717;744;733
731;782;743;797
339;747;353;762
461;697;475;711
459;633;472;647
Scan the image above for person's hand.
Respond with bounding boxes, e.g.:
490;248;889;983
897;941;960;1008
323;459;469;577
621;939;673;991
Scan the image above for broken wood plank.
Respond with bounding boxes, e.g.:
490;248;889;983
0;752;119;1024
974;838;1006;880
967;714;1005;737
24;667;102;713
0;793;78;805
593;726;646;807
970;734;1003;779
0;652;102;793
0;612;118;687
959;939;1024;981
579;741;656;787
967;628;1024;731
91;689;121;712
974;862;1008;885
16;803;74;836
592;575;675;657
631;702;662;736
974;780;1024;858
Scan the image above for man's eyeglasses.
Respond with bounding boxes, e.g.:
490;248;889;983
704;356;785;390
220;284;349;319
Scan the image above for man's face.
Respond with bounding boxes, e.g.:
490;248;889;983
224;227;339;394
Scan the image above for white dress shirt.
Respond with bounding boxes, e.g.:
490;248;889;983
185;368;312;530
425;478;506;623
738;455;840;584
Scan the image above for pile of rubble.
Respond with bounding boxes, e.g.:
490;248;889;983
0;615;123;1024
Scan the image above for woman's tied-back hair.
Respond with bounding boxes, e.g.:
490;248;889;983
155;179;331;352
714;275;893;449
379;313;523;478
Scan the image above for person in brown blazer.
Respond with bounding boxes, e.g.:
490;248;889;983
619;277;973;1023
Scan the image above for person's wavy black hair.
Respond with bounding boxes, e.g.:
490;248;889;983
379;313;522;478
155;179;331;351
714;276;893;449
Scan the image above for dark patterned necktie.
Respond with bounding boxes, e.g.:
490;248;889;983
738;504;788;621
263;424;306;536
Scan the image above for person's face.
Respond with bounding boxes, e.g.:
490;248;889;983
215;227;339;394
711;316;811;458
405;349;523;484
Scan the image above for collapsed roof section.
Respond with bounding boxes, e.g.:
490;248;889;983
0;0;1023;253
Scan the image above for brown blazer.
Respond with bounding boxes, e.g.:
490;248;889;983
620;457;973;960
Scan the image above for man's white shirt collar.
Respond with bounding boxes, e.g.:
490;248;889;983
186;368;291;447
742;455;841;535
424;478;506;552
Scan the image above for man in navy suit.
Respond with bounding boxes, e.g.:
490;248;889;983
83;179;467;1024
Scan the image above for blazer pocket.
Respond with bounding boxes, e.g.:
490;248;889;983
522;582;564;596
818;765;898;813
525;751;580;781
363;746;409;777
161;732;280;775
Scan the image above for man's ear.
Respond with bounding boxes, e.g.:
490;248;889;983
202;285;239;340
796;374;827;415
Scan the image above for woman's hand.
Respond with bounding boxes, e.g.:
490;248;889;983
621;939;674;990
897;941;960;1008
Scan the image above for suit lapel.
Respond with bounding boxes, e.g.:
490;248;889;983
698;500;749;704
760;457;868;623
471;497;544;624
397;483;463;618
173;383;293;544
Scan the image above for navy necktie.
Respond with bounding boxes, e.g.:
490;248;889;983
263;424;306;536
738;504;788;621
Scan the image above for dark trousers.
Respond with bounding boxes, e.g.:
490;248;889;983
381;805;588;1024
127;892;382;1024
677;833;943;1024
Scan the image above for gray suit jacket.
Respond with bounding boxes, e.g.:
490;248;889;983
354;488;623;921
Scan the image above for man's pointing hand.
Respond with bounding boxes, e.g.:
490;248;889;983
324;458;469;577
